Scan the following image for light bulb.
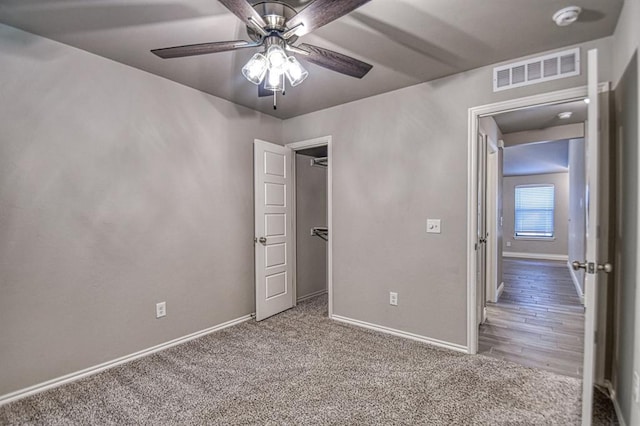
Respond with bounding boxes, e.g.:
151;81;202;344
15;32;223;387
266;46;287;71
241;53;268;85
284;56;308;87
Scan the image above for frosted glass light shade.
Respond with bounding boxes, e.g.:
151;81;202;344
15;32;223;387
284;56;308;86
241;53;268;85
264;68;284;92
266;46;288;71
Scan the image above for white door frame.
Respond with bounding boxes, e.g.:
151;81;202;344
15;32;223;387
285;136;333;318
466;84;609;354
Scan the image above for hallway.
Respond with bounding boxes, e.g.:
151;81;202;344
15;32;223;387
479;258;585;377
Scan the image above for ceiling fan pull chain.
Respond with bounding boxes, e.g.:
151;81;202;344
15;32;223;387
273;91;277;110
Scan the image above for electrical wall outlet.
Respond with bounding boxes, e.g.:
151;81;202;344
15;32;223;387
426;219;441;234
389;292;398;306
156;302;166;318
633;371;639;404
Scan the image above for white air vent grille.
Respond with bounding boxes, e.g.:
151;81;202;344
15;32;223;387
493;48;580;92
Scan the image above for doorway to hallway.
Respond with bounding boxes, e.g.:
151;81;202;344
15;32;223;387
479;258;584;377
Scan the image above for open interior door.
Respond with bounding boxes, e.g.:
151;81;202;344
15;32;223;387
574;48;613;426
254;140;294;321
477;132;488;325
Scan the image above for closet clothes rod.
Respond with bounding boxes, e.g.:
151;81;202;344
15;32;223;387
310;226;328;241
310;157;328;168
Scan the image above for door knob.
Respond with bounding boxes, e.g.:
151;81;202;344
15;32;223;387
572;261;587;271
597;263;613;273
572;260;613;273
258;237;267;244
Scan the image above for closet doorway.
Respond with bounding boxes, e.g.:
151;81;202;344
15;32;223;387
287;136;333;316
253;136;333;322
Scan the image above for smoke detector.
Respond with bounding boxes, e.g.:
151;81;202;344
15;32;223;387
553;6;582;26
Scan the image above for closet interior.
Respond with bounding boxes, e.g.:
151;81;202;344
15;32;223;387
295;146;328;302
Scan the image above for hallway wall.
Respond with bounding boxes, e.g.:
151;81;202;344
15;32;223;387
502;173;569;258
568;139;586;296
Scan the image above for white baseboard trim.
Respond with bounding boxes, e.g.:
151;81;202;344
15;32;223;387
604;381;627;426
297;289;327;303
331;314;468;354
567;261;585;305
0;313;253;406
503;252;569;261
496;282;505;300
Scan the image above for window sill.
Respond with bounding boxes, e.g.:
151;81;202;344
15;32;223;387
513;236;556;241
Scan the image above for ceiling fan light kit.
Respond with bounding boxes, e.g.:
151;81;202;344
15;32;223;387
284;56;308;86
151;0;373;108
242;52;269;84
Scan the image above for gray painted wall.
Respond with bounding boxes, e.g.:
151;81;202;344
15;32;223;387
283;37;613;346
611;0;640;423
0;24;282;396
502;173;569;256
613;51;638;426
568;139;586;294
295;154;327;300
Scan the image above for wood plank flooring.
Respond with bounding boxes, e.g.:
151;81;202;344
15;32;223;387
479;258;585;377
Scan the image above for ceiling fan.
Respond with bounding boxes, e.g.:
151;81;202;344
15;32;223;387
151;0;373;107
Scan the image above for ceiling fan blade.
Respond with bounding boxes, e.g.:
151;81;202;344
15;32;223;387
298;43;372;78
287;0;371;36
218;0;267;28
151;40;257;59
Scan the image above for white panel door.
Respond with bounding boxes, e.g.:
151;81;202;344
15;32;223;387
254;140;294;321
580;48;609;426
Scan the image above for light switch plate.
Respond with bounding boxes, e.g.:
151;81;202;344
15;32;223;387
427;219;441;234
389;292;398;306
156;302;166;318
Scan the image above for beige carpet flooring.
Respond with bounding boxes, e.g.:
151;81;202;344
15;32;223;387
0;295;618;425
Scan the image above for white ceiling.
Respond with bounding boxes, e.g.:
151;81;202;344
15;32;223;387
0;0;623;119
503;139;571;176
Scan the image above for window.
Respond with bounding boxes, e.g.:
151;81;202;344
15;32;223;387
514;185;555;238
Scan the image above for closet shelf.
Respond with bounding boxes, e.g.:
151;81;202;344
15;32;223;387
310;157;328;168
311;226;328;241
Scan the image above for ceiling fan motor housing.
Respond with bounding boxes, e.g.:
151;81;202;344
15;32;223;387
247;2;299;43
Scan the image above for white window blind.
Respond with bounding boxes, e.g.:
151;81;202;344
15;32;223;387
515;185;555;238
